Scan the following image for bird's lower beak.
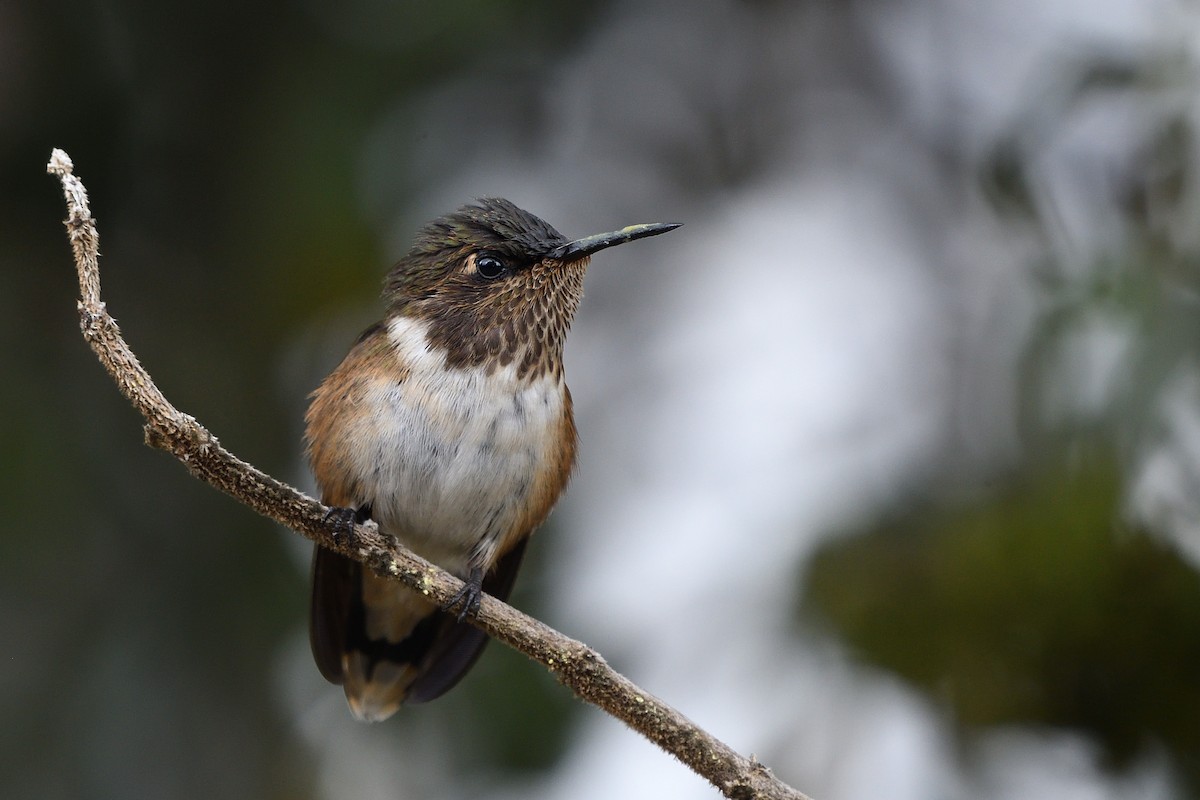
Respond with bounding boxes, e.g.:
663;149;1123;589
548;222;681;262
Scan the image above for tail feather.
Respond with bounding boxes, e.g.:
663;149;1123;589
309;539;529;721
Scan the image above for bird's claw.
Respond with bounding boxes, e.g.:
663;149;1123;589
323;505;367;546
444;567;484;622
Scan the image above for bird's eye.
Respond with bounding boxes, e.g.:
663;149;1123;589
475;254;507;279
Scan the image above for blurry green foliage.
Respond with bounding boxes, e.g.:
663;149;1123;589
807;43;1200;792
804;452;1200;786
451;641;577;774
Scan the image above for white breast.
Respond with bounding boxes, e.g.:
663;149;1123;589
348;316;565;574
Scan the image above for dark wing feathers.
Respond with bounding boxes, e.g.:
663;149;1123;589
309;545;356;684
407;537;529;703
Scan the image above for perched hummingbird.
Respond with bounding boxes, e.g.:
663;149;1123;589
305;198;679;721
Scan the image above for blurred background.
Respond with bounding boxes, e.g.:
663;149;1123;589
6;0;1200;797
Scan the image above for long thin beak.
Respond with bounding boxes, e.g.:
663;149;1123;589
548;222;681;262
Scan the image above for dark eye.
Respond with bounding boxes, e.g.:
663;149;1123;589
476;254;507;279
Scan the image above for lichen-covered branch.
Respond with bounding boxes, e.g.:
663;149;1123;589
47;148;811;800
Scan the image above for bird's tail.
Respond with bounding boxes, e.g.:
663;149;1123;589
309;541;527;721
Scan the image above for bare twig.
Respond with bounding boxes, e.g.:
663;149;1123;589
47;148;811;800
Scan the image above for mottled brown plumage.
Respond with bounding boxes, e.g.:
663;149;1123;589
305;198;678;721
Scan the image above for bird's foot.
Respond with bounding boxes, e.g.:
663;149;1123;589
322;504;371;546
444;566;484;622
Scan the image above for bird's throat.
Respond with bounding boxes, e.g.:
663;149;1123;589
399;257;586;380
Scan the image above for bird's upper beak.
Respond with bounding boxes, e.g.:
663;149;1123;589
548;222;681;262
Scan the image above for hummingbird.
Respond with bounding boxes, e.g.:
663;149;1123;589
305;198;679;722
